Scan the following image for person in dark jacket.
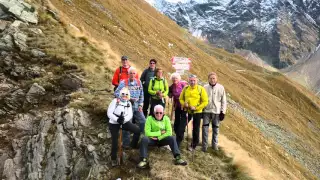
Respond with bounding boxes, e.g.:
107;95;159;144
140;59;157;117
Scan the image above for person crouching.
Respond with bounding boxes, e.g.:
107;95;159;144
107;87;140;167
137;105;187;168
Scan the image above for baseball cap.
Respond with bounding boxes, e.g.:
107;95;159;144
121;56;128;60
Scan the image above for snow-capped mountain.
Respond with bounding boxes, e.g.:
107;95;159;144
146;0;320;68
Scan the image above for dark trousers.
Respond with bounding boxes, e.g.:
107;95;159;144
187;113;202;148
140;136;180;158
174;108;187;148
142;90;151;117
109;122;140;160
149;98;166;115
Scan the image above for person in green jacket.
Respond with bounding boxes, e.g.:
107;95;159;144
137;105;187;168
148;68;169;115
179;74;208;151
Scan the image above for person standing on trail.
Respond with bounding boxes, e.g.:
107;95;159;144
168;73;188;148
140;59;157;117
107;87;140;167
115;67;146;149
112;55;138;91
148;68;169;115
179;74;208;151
202;72;227;151
137;105;187;169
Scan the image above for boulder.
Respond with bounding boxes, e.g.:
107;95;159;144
0;0;38;24
60;74;83;91
31;49;46;57
26;83;46;104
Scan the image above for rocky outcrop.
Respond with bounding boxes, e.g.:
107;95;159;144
0;2;113;179
0;0;38;24
147;0;320;68
0;108;110;180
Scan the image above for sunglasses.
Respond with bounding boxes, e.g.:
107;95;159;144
121;93;129;96
155;112;163;115
150;62;155;64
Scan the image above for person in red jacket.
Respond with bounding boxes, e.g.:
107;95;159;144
112;55;138;91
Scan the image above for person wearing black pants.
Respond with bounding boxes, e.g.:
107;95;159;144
140;59;157;117
187;113;202;149
109;122;140;162
174;108;187;147
107;88;141;167
137;105;187;168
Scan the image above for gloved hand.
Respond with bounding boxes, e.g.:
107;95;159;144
117;112;125;124
219;112;225;121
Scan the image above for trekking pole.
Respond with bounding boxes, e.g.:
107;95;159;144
185;100;189;151
170;99;175;121
166;97;170;115
118;125;123;165
191;110;195;162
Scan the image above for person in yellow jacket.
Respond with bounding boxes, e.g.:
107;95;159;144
148;68;169;115
179;74;208;150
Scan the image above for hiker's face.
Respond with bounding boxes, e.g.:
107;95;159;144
172;77;179;84
189;77;197;87
156;70;163;78
154;108;164;120
120;90;130;101
121;59;129;67
149;61;156;69
208;74;217;85
129;70;137;79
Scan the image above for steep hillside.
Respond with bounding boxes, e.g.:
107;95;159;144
1;0;320;179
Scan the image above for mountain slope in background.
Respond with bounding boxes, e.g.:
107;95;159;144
284;45;320;94
146;0;320;68
0;0;320;179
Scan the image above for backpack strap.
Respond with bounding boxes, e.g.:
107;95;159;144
118;66;131;84
118;66;122;84
152;78;166;91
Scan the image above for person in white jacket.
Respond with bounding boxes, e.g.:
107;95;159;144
107;87;140;167
202;72;227;152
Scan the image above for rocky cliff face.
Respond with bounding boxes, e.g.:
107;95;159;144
146;0;320;68
0;1;112;179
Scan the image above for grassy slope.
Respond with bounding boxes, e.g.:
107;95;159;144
36;0;320;179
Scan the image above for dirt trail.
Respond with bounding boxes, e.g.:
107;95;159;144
218;135;282;180
186;122;283;180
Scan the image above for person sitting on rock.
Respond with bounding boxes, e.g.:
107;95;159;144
137;105;187;168
107;87;140;167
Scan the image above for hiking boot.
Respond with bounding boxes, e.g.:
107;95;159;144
202;146;208;152
188;145;196;152
111;160;118;167
137;158;149;169
212;145;219;151
174;156;187;166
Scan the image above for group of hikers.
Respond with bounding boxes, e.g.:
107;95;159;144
107;55;227;168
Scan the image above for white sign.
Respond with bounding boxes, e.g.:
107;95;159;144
176;69;184;75
172;64;190;70
171;57;191;64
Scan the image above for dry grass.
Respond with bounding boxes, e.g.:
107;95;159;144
30;0;320;179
